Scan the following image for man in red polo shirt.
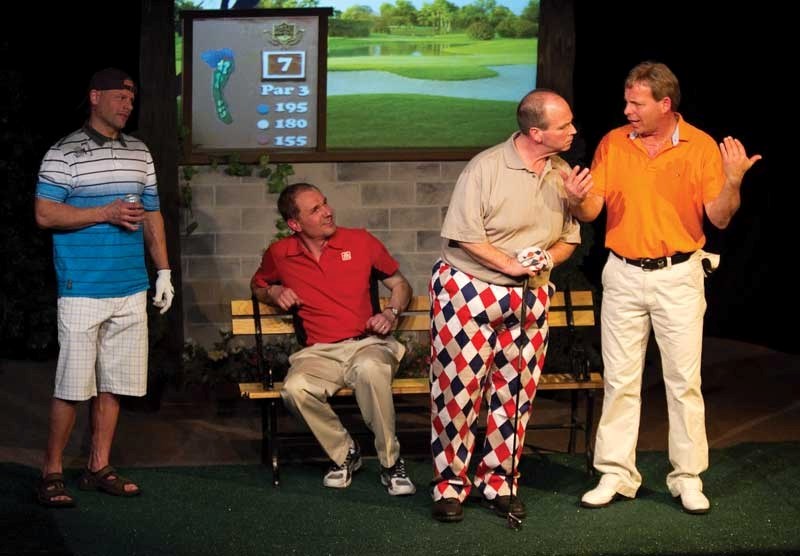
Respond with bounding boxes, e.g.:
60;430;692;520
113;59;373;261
251;182;416;496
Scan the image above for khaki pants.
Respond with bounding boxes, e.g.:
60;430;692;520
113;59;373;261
281;336;405;468
594;252;709;497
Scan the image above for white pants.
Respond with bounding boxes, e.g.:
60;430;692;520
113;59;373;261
594;252;708;497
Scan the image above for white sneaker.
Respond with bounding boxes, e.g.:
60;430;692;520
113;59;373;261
581;475;628;508
380;457;416;496
678;489;710;514
323;442;362;488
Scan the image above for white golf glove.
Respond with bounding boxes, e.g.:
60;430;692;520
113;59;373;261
153;269;174;314
517;246;553;272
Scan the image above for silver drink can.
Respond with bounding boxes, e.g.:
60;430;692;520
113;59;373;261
124;193;141;230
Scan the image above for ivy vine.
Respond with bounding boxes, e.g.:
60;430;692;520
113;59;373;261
180;154;294;241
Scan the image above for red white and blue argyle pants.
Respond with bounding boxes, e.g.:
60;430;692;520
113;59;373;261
429;260;553;501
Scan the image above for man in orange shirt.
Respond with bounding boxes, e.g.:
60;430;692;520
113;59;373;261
566;61;761;514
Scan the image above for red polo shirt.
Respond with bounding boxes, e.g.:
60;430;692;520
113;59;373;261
251;227;399;346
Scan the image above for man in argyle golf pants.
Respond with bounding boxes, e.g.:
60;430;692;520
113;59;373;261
427;89;587;523
430;260;554;506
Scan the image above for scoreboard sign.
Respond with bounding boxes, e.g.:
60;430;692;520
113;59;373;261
182;9;331;160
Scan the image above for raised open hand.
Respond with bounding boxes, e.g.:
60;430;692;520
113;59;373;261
720;136;762;186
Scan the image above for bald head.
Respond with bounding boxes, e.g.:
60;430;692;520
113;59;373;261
516;89;568;134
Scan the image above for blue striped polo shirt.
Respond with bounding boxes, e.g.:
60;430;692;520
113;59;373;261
36;125;160;298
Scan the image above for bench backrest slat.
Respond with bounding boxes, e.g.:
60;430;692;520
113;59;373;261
548;309;595;327
231;290;595;337
232;318;295;336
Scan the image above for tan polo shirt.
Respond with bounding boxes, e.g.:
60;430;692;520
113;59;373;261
441;133;581;286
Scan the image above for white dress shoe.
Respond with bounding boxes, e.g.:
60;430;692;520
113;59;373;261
581;484;617;508
678;489;710;514
581;476;628;508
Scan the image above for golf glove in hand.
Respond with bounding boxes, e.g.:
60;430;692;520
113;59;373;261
517;246;553;273
153;269;174;314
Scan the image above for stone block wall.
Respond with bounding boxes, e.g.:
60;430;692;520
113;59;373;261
180;160;467;347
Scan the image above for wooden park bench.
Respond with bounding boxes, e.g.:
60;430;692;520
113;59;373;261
232;290;603;486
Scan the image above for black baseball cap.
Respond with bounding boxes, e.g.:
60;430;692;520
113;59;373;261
88;68;137;94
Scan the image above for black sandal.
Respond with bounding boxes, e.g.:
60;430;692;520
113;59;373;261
78;465;140;497
36;473;76;508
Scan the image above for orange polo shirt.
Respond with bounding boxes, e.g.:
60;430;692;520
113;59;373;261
591;115;724;258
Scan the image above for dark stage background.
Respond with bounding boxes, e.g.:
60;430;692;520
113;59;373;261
1;1;791;352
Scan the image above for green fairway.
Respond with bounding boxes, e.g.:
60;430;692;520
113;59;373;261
327;94;518;148
176;34;182;75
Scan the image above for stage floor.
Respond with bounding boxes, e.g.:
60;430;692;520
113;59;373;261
2;337;799;469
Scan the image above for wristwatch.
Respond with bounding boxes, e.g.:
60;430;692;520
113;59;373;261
385;305;400;319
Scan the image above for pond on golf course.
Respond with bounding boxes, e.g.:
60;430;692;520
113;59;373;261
327;64;537;102
330;42;466;57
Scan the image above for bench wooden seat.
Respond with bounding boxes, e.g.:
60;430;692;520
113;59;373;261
232;290;602;486
239;373;603;400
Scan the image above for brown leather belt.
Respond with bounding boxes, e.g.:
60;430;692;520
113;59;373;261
612;250;694;271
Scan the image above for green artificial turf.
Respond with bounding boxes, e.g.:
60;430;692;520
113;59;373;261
4;442;799;556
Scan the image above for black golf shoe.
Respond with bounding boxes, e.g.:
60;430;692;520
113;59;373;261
432;497;463;522
480;495;527;519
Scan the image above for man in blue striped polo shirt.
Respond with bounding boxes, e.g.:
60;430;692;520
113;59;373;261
34;68;173;507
